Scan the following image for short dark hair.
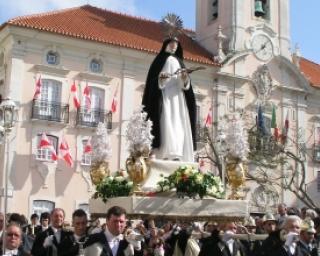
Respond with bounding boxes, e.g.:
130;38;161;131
8;213;23;226
31;213;39;220
72;209;87;219
40;212;50;221
106;206;126;220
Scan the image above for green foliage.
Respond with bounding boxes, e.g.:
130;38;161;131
157;165;224;199
93;173;133;203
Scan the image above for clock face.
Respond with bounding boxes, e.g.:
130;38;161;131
252;34;273;61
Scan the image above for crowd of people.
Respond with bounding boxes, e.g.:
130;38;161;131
0;203;320;256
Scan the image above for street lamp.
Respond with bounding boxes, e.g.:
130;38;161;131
0;98;18;254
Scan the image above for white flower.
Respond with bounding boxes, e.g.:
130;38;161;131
107;176;114;182
195;174;203;184
114;176;124;182
156;185;162;192
163;185;170;191
127;181;134;187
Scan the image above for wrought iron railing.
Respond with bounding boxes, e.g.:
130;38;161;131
31;99;69;123
196;124;206;143
76;107;112;128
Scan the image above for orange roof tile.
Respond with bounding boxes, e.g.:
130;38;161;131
1;5;218;66
300;57;320;88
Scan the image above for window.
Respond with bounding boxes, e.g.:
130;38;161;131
208;0;218;22
90;59;103;73
0;52;4;67
38;79;62;117
78;203;90;218
46;51;60;65
81;139;92;166
32;200;55;216
81;86;105;124
36;134;58;161
254;0;269;19
292;109;296;121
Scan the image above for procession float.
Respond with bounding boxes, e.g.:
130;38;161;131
89;14;249;223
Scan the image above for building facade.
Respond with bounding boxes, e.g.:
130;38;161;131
0;1;319;219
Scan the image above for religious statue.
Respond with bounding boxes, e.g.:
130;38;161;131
142;14;197;162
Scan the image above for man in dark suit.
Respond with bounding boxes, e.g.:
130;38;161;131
23;213;40;237
85;206;143;256
1;223;29;256
35;212;50;235
58;208;89;256
295;218;318;256
31;208;73;256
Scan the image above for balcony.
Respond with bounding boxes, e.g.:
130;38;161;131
76;107;112;129
31;99;69;123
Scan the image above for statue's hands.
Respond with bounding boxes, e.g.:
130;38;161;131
180;69;188;81
159;72;170;80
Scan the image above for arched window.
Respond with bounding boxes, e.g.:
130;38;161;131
46;51;60;65
90;59;103;73
36;134;58;161
32;200;55;216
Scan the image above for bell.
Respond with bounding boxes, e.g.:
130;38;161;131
255;0;265;17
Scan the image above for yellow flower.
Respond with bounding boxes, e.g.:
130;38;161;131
195;174;203;184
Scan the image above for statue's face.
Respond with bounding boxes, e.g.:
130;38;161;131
165;40;178;54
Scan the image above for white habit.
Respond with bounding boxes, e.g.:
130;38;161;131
156;55;194;162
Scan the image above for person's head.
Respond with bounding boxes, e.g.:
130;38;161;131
162;222;173;233
278;203;287;216
51;208;65;229
8;213;23;226
165;39;178;54
205;221;219;233
0;212;4;231
160;38;183;59
262;213;277;234
305;209;318;220
5;223;22;250
244;216;256;234
300;218;316;244
72;209;88;236
40;212;50;227
224;222;237;234
106;206;127;236
283;215;301;233
30;213;39;225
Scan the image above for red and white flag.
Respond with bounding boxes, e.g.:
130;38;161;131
83;82;91;109
110;85;119;113
38;132;58;161
59;137;73;167
33;76;42;99
71;81;80;109
84;139;92;153
205;107;212;127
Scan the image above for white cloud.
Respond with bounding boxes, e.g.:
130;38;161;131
0;0;138;23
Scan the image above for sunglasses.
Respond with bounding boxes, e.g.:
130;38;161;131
6;232;20;238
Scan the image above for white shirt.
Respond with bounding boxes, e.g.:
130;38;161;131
51;226;62;243
4;249;18;256
104;227;123;256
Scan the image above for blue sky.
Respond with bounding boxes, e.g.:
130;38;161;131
0;0;319;64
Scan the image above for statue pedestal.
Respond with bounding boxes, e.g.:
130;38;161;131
89;196;249;221
141;159;198;192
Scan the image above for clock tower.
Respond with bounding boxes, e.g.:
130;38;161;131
195;0;291;62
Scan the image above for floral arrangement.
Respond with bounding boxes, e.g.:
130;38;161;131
157;165;224;199
125;106;153;157
93;170;133;202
